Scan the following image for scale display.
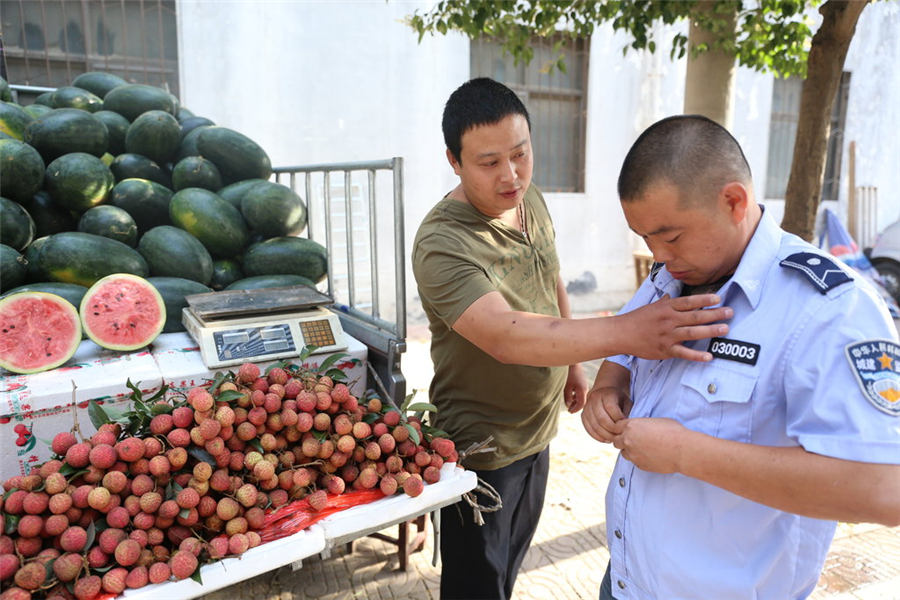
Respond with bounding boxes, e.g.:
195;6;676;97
212;323;296;362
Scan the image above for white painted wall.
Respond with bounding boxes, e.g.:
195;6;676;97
175;0;900;316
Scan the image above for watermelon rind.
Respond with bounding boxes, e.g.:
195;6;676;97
241;181;308;238
225;274;316;291
124;110;181;165
241;237;328;283
49;86;104;113
146;277;212;333
0;244;27;293
0;291;82;374
38;232;149;287
0;138;46;203
72;72;128;99
80;273;166;351
0;196;36;251
77;205;139;247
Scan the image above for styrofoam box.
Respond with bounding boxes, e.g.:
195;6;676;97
120;525;327;600
150;332;369;399
0;340;164;480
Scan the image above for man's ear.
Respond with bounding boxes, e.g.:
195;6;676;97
447;148;462;176
721;182;749;224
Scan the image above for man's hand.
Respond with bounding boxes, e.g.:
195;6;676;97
611;418;689;474
563;363;588;413
582;386;632;443
623;294;733;362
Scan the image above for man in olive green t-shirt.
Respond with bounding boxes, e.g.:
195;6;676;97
412;78;733;600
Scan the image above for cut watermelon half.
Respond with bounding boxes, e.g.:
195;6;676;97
80;273;166;351
0;292;82;374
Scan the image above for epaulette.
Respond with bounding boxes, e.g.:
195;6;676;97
779;252;852;294
650;262;665;281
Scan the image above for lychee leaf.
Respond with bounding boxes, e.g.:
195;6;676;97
58;465;88;478
92;564;116;573
2;488;17;501
215;390;245;404
179;507;191;519
188;447;215;465
406;402;437;413
151;402;174;415
399;390;418;413
363;412;380;425
37;436;53;448
125;378;144;401
405;424;420;445
248;438;264;453
324;368;347;381
209;371;229;394
84;520;97;551
43;558;55;580
143;384;169;404
315;352;348;374
4;513;19;534
165;481;175;501
88;400;112;428
190;565;204;585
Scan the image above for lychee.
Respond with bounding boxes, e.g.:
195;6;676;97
101;567;128;594
73;575;102;600
16;514;43;538
43;514;69;537
126;565;149;589
171;406;194;429
48;491;73;516
169;550;198;580
149;413;174;436
14;561;46;590
52;431;78;456
208;537;229;559
176;487;200;509
148;561;171;584
114;539;141;567
238;362;260;384
0;553;19;582
307;489;328;511
216;497;240;521
60;525;88;552
65;442;92;468
403;475;424;497
116;437;145;462
99;528;128;555
52;552;83;582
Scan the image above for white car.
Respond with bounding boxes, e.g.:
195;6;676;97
866;220;900;304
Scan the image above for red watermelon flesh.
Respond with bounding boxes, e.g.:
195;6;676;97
80;274;166;351
0;292;82;373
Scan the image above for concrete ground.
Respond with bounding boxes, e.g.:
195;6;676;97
198;319;900;600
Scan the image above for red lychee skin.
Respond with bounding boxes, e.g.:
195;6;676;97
179;537;203;557
251;378;269;393
171;406;193;429
216;497;240;521
139;491;163;514
60;526;88;553
0;536;13;556
101;567;128;594
16;514;43;538
169;550;199;580
295;412;314;433
228;533;250;555
403;475;425;498
91;429;118;447
74;574;102;600
130;474;155;497
424;466;442;484
176;487;200;509
52;432;78;456
52;552;83;582
307;490;328;511
143;437;164;459
86;546;109;569
114;539;141;567
99;528;128;555
116;437;145;463
0;553;19;582
149;413;174;436
208;537;229;559
129;529;149;548
352;422;372;440
14;561;47;590
380;474;399;496
148;561;172;584
238;362;260;384
65;442;92;468
125;565;149;589
190;391;214;412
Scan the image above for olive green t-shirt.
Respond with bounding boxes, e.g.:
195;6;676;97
411;184;567;470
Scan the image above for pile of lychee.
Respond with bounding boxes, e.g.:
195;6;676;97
0;361;457;600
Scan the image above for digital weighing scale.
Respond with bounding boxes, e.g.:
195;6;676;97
182;286;348;369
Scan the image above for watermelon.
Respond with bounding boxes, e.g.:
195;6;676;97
72;72;128;99
178;116;215;140
226;274;316;291
24;108;109;161
49;86;103;112
175;124;212;162
21;191;79;238
217;178;268;210
44;152;116;213
241;181;308;238
242;237;328;283
109;154;172;187
0;77;10;102
102;84;177;122
172;156;222;192
146;277;212;333
0;292;82;373
2;282;89;310
138;225;213;285
125;110;181;165
22;236;50;283
77;205;139;247
33;93;53;107
80;274;165;351
169;188;249;258
0;138;46;203
109;178;174;234
23;104;53;119
210;259;244;291
93;110;131;156
1;244;27;292
38;232;148;287
196;127;272;184
0;196;36;251
0;102;34;140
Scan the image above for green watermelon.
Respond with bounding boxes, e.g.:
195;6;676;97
38;232;148;287
77;205;139;247
0;102;34;140
44;152;115;213
225;274;316;291
80;273;165;351
138;225;213;285
93;110;131;156
0;197;36;251
22;236;50;283
178;116;215;140
0;138;46;203
169;188;249;259
24;108;109;161
175;124;212;162
23;104;53;119
21;191;78;238
241;181;308;238
210;259;244;291
217;179;268;210
242;237;328;283
125;110;181;165
102;84;177;121
146;277;212;333
72;72;128;99
0;244;27;293
0;77;10;103
172;156;222;192
0;292;82;373
109;178;174;234
196;127;272;184
49;86;103;112
2;282;89;311
109;153;172;187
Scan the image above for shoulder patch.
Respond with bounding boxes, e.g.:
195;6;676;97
779;252;852;294
650;262;665;281
845;340;900;416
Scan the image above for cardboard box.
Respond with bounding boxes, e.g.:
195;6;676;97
0;340;163;481
150;332;369;398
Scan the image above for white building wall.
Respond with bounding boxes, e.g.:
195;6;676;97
176;0;899;316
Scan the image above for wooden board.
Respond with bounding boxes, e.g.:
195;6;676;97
185;286;333;320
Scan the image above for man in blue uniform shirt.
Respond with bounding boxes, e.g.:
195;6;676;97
582;115;900;599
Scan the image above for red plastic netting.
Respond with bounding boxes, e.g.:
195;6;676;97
257;488;386;543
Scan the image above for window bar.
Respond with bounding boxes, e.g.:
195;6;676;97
98;0;110;71
304;172;314;244
157;0;166;89
343;170;356;308
367;168;380;320
60;0;73;84
119;0;130;78
392;157;407;340
138;0;150;85
38;0;53;86
15;0;33;84
323;172;335;299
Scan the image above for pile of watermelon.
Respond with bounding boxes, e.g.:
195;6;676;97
0;73;328;374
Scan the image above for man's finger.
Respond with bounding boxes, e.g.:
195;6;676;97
670;293;721;311
674;323;730;343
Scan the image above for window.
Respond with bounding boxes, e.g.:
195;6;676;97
471;35;590;193
0;0;179;99
765;72;851;201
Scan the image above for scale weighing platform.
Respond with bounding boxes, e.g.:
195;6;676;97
182;286;348;369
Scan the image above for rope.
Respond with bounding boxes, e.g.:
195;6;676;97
455;437;502;526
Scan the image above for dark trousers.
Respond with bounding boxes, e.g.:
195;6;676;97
599;562;617;600
440;447;550;600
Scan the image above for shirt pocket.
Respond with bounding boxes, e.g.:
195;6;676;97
678;363;759;442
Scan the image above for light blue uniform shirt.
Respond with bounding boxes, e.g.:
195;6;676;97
605;209;900;599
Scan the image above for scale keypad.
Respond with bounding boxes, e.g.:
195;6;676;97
300;319;336;348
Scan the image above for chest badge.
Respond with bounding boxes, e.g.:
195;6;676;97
845;340;900;416
708;337;760;366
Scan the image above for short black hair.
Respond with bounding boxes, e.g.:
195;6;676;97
442;77;531;163
618;115;752;204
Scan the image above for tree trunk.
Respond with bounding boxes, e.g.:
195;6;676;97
683;1;738;129
781;0;869;242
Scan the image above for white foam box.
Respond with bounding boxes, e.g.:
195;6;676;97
120;524;327;600
317;463;478;546
0;340;163;481
150;332;369;399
